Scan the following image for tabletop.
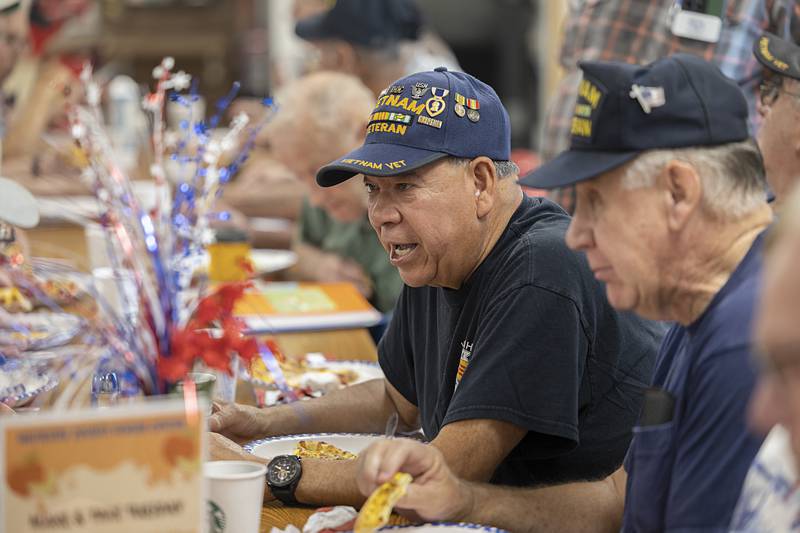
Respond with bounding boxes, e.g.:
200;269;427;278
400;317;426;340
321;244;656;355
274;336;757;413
23;220;385;531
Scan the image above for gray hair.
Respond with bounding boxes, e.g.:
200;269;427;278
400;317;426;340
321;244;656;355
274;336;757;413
268;71;375;140
621;139;766;219
450;157;520;179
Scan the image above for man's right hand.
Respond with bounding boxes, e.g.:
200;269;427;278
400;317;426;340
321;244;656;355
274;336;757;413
208;402;271;445
356;439;475;523
320;254;374;299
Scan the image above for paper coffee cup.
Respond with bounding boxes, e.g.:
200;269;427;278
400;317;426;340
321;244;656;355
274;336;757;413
204;460;266;533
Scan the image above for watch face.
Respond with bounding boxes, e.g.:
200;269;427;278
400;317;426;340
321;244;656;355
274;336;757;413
267;456;300;488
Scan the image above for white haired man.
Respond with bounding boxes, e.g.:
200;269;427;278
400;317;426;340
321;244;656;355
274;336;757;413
356;55;771;531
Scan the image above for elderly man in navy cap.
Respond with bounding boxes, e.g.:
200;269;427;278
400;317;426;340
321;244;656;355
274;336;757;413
754;32;800;211
208;67;662;508
354;55;772;532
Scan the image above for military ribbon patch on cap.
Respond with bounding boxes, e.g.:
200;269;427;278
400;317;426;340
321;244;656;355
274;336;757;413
417;115;443;129
454;93;467;117
629;84;666;114
425;87;449;118
369;111;413;125
465;97;480;122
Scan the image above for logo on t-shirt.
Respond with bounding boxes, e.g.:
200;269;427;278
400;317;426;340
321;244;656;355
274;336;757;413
454;340;473;391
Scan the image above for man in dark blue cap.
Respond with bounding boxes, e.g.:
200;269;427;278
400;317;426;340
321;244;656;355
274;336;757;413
209;67;662;507
295;0;459;96
354;54;772;531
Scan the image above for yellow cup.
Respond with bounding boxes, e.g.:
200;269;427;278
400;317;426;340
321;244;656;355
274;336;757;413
207;241;252;282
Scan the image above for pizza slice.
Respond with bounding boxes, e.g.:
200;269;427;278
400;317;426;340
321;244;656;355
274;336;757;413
354;472;413;533
294;440;358;461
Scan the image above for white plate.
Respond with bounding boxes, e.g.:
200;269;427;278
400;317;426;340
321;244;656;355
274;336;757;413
244;433;382;459
381;524;508;532
248;217;293;233
250;249;297;274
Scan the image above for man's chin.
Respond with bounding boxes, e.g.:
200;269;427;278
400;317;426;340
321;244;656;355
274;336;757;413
605;286;637;313
398;269;428;288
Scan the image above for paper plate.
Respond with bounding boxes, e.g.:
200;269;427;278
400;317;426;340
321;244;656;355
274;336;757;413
0;312;82;350
0;177;39;228
381;524;509;532
244;433;382;459
0;359;58;407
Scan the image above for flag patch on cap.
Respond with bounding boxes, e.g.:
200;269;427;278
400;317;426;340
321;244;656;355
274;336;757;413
629;84;666;114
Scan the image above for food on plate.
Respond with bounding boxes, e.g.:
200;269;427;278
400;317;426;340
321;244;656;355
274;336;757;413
250;357;360;389
294;440;358;461
38;278;81;305
0;287;33;312
354;472;413;533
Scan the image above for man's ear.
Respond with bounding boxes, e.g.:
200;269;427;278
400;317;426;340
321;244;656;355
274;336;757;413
470;157;498;218
334;41;359;74
662;160;702;231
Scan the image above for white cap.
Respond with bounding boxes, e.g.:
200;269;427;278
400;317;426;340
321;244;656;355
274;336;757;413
0;177;38;228
0;1;21;12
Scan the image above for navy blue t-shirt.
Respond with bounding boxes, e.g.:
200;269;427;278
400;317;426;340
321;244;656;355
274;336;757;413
622;232;767;532
379;196;664;485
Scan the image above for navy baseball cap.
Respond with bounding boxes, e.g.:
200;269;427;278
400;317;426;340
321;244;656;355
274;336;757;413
295;0;421;48
754;32;800;80
317;67;511;187
521;53;749;189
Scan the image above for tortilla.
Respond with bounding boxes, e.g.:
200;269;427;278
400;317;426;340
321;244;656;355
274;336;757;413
354;472;413;533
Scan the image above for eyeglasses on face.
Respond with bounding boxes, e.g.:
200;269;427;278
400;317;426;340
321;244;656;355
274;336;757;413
760;77;800;107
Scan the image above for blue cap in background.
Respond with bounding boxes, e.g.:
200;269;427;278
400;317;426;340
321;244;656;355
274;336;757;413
521;53;750;189
295;0;422;48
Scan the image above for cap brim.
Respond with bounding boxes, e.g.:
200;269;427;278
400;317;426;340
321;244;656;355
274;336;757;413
295;13;330;42
754;33;800;78
0;177;38;228
317;143;449;187
519;149;641;189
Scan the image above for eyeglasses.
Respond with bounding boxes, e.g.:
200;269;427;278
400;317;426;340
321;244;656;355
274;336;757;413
759;78;800;107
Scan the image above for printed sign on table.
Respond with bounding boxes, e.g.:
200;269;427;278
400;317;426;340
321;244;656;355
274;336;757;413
0;398;205;533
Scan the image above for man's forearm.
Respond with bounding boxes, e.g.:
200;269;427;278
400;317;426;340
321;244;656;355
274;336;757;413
456;473;625;533
265;379;411;437
294;458;365;507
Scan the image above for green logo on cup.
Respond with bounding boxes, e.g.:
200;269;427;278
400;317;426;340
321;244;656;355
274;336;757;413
208;500;226;533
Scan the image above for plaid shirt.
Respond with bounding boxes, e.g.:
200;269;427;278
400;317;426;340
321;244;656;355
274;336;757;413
542;0;797;163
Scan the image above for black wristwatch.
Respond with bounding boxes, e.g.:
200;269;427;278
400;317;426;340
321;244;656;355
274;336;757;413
266;455;302;505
